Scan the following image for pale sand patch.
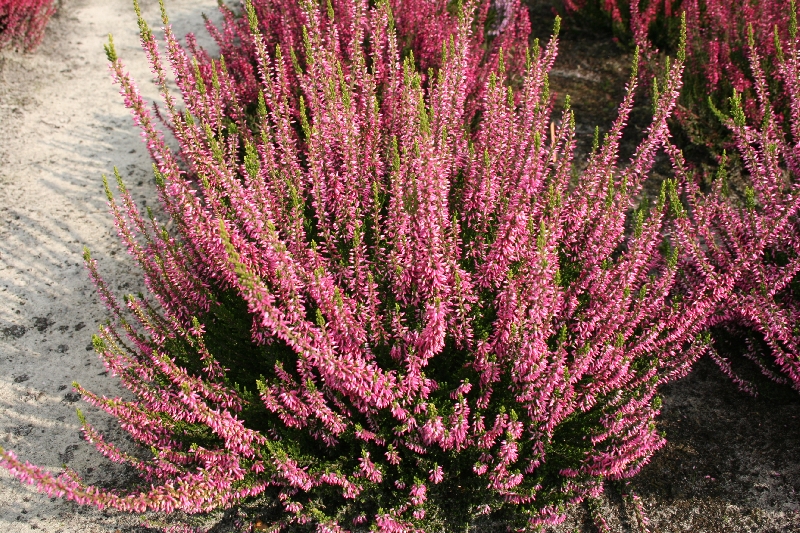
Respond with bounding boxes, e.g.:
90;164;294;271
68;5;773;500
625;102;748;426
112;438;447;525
0;1;221;530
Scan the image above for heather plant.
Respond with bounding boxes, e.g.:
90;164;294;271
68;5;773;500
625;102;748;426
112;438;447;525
0;0;57;51
556;0;800;394
0;1;731;530
191;0;531;125
559;0;789;80
556;0;794;158
666;10;800;393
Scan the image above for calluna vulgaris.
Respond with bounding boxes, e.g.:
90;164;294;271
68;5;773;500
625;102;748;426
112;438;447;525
668;6;800;392
191;0;531;124
0;0;735;530
562;0;792;123
0;0;57;51
565;0;800;391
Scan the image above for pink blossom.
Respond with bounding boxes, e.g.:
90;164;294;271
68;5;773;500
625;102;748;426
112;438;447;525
410;482;427;506
428;465;444;484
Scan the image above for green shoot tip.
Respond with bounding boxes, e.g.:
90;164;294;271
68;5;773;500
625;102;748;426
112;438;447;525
159;0;169;24
104;34;117;63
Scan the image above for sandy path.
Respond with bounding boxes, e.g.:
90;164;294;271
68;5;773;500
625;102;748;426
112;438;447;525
0;1;220;530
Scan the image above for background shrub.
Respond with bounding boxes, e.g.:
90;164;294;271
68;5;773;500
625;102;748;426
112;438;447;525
556;0;792;150
667;7;800;393
0;0;57;51
559;0;800;393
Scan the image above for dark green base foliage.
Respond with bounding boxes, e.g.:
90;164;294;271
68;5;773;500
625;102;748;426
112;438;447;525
149;279;649;528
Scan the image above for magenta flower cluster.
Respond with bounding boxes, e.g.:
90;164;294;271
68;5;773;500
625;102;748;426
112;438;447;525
0;0;57;51
562;0;800;391
194;0;532;125
562;0;791;121
667;8;800;392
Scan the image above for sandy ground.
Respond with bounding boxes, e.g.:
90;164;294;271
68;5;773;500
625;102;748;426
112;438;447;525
0;1;799;532
0;1;221;531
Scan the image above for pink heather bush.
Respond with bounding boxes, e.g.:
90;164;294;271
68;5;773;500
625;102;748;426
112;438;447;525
565;0;800;392
0;1;733;530
0;0;57;51
561;0;792;123
669;11;800;392
190;0;531;124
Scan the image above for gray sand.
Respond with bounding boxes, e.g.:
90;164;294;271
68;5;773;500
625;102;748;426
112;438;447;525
0;1;219;530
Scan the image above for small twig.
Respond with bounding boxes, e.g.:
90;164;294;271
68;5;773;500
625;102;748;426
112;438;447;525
624;483;651;533
587;497;611;533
